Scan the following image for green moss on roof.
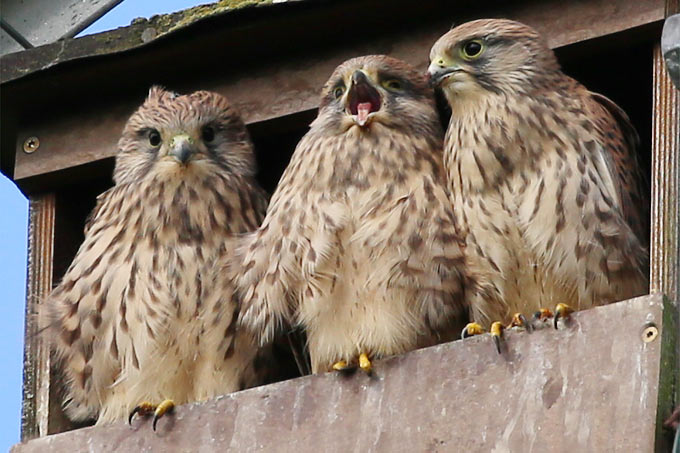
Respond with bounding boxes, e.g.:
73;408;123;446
144;0;274;36
1;0;285;83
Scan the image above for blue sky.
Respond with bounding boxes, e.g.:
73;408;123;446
0;1;208;449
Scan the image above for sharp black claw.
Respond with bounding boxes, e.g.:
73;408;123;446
129;406;140;425
553;312;560;329
152;414;160;432
493;335;501;354
520;314;533;332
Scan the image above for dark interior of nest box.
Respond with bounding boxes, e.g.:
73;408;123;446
41;34;655;433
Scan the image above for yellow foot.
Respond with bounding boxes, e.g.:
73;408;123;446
153;399;175;431
508;313;533;332
332;352;373;374
332;360;350;371
461;322;485;339
129;399;175;431
359;353;372;374
553;303;574;329
490;321;504;354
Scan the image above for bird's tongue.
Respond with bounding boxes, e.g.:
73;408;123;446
357;102;372;126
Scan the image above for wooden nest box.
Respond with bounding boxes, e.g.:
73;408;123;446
1;0;678;451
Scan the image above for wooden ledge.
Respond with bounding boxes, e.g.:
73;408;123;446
12;294;676;452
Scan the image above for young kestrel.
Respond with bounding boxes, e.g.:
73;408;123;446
232;55;467;373
46;87;269;427
428;19;648;337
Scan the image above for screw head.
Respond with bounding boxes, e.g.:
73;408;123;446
23;136;40;153
641;323;658;343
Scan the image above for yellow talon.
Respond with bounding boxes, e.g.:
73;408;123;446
490;321;504;354
554;303;575;329
332;360;349;371
359;353;372;373
461;322;485;339
129;401;156;424
152;399;175;431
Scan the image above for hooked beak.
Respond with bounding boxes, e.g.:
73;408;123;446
427;58;461;87
346;70;381;127
168;134;196;165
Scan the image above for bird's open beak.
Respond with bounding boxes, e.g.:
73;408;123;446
168;134;196;165
346;70;381;127
428;58;461;87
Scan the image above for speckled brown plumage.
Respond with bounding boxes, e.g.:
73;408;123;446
47;87;269;423
429;19;648;327
232;56;467;373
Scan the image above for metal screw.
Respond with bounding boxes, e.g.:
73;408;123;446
23;136;40;153
641;323;658;343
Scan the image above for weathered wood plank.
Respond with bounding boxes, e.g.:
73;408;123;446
20;193;76;441
12;295;673;452
9;0;664;184
651;38;680;307
651;33;680;449
20;194;55;440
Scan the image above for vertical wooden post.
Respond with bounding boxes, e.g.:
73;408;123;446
651;32;680;449
20;193;55;440
20;193;76;441
652;0;680;303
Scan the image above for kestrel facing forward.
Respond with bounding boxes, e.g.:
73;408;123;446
47;87;269;426
428;19;648;334
232;55;467;373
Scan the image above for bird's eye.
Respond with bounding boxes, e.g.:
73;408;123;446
333;86;345;99
148;129;161;147
461;40;484;60
382;79;403;91
202;126;215;143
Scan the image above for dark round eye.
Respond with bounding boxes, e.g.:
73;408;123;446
148;129;161;147
202;126;215;143
382;79;403;91
462;40;484;59
333;86;345;99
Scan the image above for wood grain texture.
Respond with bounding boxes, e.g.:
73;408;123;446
12;295;672;452
20;194;55;440
651;43;680;303
651;40;680;450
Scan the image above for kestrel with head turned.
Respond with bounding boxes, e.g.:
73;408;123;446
232;55;467;373
47;87;269;427
428;19;648;339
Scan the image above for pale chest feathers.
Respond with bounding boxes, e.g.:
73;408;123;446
95;171;261;243
445;91;636;319
446;91;619;210
273;130;457;369
287;125;444;198
71;172;259;329
296;196;444;371
50;169;266;423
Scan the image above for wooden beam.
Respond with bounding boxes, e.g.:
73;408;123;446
11;295;675;452
10;0;664;186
